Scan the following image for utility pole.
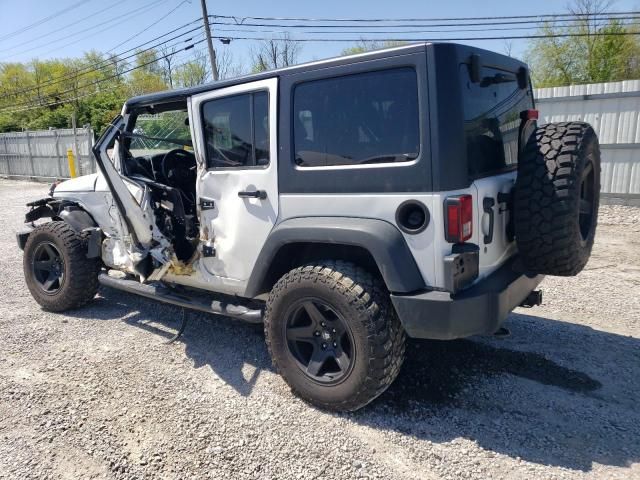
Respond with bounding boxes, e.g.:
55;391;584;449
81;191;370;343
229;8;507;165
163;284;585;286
200;0;219;81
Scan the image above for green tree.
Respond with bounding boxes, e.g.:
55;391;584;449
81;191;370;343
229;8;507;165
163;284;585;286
0;53;138;133
128;49;167;96
526;0;640;87
0;45;243;133
174;50;209;87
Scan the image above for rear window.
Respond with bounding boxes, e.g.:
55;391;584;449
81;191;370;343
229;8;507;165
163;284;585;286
460;64;533;178
293;67;420;167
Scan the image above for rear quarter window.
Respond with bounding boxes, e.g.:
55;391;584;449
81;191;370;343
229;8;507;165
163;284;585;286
460;64;533;178
293;67;420;167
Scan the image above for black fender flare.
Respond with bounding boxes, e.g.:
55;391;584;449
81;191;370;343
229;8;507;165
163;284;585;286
25;197;98;233
58;206;98;233
20;198;100;254
244;216;426;297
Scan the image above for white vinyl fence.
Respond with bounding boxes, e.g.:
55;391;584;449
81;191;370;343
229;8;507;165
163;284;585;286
535;80;640;200
0;127;96;180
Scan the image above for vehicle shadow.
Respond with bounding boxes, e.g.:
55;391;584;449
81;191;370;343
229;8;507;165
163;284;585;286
75;290;640;472
73;288;271;398
349;312;640;472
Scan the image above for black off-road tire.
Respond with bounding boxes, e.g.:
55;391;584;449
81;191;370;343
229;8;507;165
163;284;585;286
23;221;100;312
264;261;406;412
514;122;601;276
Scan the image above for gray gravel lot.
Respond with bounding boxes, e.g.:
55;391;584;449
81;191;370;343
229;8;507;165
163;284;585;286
0;178;638;480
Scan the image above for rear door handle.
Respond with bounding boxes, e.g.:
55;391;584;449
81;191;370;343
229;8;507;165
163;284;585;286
238;190;267;199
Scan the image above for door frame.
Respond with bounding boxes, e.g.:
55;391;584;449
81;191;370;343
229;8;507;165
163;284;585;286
188;77;278;173
187;77;279;294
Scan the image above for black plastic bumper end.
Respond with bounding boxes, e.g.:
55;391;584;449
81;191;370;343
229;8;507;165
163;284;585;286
391;258;544;340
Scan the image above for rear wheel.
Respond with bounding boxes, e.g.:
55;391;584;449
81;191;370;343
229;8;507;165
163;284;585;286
23;221;100;312
264;261;405;411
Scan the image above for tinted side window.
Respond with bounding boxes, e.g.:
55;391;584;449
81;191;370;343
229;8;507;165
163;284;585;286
202;91;269;168
293;68;419;167
460;65;533;178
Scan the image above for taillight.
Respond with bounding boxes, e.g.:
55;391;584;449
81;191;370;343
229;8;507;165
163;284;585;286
444;195;473;243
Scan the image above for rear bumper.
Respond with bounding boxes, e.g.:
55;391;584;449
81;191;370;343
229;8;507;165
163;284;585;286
390;258;544;340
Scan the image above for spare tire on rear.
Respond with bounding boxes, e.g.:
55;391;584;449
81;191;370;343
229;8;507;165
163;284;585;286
514;122;600;276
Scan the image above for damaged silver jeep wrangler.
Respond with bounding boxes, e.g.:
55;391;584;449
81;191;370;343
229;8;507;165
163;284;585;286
18;43;601;411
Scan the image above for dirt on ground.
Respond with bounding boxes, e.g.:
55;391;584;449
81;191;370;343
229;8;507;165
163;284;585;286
0;179;638;480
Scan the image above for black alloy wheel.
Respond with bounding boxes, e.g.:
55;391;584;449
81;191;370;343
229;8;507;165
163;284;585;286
23;221;100;311
31;241;65;294
284;298;355;384
579;159;596;243
264;261;406;411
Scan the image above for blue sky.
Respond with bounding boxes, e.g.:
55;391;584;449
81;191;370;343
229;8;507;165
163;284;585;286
0;0;639;71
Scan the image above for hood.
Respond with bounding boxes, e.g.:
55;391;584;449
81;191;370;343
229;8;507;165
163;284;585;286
54;173;99;193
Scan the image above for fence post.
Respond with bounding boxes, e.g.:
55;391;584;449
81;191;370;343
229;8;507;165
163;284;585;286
67;149;77;178
25;130;35;177
53;130;63;178
72;113;81;176
87;128;96;173
2;136;8;176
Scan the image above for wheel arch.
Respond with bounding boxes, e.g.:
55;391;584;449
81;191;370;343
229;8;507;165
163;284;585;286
244;217;426;298
27;197;97;230
19;197;99;251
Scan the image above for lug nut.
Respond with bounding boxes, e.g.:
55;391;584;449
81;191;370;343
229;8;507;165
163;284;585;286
314;331;320;336
321;343;327;349
332;328;336;333
321;322;326;327
332;342;337;348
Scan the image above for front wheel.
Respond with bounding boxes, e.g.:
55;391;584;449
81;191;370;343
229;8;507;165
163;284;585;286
264;261;406;411
23;221;100;312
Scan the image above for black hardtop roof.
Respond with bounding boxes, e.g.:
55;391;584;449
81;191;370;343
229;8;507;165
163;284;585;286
124;42;526;110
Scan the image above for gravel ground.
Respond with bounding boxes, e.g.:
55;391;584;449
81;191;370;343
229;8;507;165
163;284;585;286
0;178;638;480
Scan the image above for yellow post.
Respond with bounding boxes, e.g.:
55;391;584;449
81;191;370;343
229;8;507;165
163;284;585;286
66;148;77;178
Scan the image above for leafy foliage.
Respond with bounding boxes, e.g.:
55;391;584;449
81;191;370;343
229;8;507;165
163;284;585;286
0;47;240;135
526;0;640;87
4;1;640;136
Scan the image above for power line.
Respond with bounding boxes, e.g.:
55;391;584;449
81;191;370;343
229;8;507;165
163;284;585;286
0;39;206;111
210;11;640;23
0;0;128;54
1;48;212;114
208;30;640;43
107;0;190;54
3;21;203;97
6;12;639;100
2;84;125;114
211;21;640;36
1;0;170;60
6;10;640;112
209;15;640;30
0;0;93;43
2;32;202;99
